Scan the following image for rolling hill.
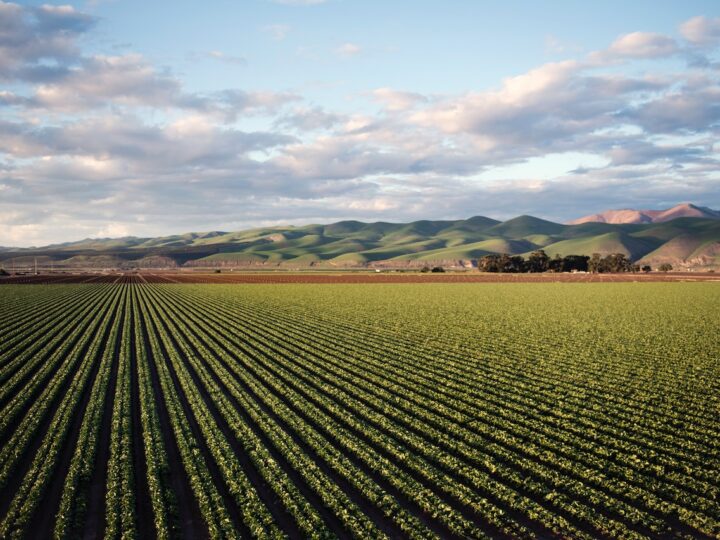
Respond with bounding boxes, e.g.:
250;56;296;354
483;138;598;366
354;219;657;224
2;213;719;271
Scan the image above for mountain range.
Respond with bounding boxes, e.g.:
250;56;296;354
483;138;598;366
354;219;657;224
1;204;719;271
568;203;720;225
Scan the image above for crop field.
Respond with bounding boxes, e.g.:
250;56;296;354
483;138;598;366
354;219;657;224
2;271;720;285
0;282;718;539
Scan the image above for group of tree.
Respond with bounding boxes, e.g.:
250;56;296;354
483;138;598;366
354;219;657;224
587;253;634;273
477;250;664;274
478;251;590;273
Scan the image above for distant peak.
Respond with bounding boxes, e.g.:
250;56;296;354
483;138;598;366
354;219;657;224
568;203;720;225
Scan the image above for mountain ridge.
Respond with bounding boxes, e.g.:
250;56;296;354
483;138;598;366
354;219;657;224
2;211;719;271
568;203;720;225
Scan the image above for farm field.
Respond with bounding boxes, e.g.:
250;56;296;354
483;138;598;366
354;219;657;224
2;270;720;285
0;282;718;539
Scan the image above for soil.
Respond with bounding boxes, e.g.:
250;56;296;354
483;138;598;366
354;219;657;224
2;272;718;285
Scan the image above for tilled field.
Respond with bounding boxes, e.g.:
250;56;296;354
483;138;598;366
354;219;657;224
2;271;719;285
0;282;718;539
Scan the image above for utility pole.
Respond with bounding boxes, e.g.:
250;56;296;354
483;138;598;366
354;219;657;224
35;257;38;275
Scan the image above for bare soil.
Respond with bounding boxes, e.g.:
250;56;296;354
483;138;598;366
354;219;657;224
2;272;718;285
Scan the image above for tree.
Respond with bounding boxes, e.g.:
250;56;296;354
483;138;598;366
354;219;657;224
478;254;502;273
527;250;550;273
588;253;604;273
659;263;673;272
431;266;445;273
497;254;524;273
420;266;431;273
562;255;589;272
547;254;563;273
605;253;633;273
641;265;651;273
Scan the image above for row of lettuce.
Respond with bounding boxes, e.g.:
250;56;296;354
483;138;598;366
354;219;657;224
0;283;717;539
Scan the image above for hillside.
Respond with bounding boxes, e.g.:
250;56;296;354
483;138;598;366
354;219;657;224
1;215;719;271
568;203;720;225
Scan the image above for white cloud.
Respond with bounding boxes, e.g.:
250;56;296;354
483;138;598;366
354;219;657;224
275;106;343;130
680;16;720;45
335;42;362;57
204;50;247;65
0;1;95;81
2;1;720;246
93;223;130;238
32;54;181;110
262;24;290;40
593;32;678;62
372;88;427;111
544;34;583;55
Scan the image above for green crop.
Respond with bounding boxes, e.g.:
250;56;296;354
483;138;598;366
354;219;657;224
0;282;718;539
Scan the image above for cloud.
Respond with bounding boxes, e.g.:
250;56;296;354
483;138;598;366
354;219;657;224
335;42;362;57
606;141;707;166
31;54;182;111
275;106;344;130
588;32;678;64
544;34;583;55
404;60;677;165
262;24;290;40
3;1;720;246
0;1;96;81
620;81;720;134
680;16;720;45
372;88;428;111
211;89;301;117
15;53;298;120
93;223;130;238
201;50;248;66
0;114;296;165
607;32;678;58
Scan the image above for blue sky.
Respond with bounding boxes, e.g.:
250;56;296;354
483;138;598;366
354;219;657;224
2;0;720;245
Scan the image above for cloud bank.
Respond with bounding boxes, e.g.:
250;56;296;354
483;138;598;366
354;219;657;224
1;1;719;246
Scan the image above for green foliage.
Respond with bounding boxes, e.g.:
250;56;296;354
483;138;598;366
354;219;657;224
0;282;718;538
527;250;550;272
588;252;634;273
479;252;590;273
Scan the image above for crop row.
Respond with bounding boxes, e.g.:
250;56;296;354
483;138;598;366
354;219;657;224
0;282;717;539
150;284;708;536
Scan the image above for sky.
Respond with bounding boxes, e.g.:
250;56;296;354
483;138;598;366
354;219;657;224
1;1;720;246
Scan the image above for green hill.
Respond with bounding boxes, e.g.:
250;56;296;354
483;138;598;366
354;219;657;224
2;215;718;270
541;232;660;260
487;215;566;237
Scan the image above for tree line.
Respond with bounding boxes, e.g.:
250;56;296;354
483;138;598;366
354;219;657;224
477;250;669;273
